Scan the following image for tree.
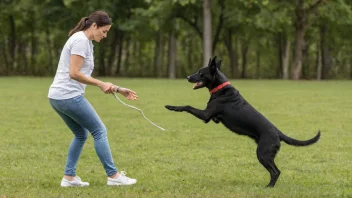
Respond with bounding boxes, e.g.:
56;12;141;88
1;0;352;80
202;0;212;66
291;0;327;80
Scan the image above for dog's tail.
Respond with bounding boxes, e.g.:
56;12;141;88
278;130;321;146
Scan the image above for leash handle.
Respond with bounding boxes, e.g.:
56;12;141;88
111;93;166;131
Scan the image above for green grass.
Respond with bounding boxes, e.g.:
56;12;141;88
0;77;351;198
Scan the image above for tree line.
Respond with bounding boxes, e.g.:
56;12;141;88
0;0;352;80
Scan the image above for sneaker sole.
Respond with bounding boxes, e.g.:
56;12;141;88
61;181;89;187
107;181;137;186
61;185;89;187
61;184;90;187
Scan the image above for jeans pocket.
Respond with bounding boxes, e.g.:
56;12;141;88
50;98;69;112
73;94;84;103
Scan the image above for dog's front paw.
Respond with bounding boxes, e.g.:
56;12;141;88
165;105;183;112
212;117;220;124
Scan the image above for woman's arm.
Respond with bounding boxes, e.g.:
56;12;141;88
69;54;113;93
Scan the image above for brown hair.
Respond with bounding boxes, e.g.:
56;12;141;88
68;11;112;37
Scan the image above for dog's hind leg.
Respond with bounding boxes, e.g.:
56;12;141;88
256;139;281;187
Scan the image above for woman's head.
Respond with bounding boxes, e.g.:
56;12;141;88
68;11;112;42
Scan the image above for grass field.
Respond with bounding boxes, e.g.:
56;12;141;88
0;77;351;198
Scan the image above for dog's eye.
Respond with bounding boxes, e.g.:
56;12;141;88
200;73;204;78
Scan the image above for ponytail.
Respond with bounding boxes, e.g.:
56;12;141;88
68;11;112;37
68;17;89;37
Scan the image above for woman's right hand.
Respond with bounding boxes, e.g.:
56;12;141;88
99;82;114;94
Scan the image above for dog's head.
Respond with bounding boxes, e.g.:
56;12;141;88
187;56;228;91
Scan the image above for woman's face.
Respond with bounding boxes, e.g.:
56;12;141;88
92;24;111;42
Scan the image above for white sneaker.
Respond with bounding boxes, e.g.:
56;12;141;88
60;176;89;187
107;171;137;186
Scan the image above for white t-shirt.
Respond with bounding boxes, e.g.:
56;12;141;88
48;31;94;100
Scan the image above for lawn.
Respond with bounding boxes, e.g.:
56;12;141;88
0;77;351;198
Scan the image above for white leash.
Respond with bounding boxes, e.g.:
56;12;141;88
112;93;166;131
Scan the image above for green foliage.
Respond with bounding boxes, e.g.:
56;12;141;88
321;0;352;24
0;0;351;79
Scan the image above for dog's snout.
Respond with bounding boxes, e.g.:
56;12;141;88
186;76;190;80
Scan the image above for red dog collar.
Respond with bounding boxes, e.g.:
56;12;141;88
210;81;230;95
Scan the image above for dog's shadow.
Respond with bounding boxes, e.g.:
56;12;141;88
192;173;265;190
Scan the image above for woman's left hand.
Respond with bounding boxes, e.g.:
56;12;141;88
112;86;138;100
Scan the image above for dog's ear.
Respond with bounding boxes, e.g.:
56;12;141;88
212;56;217;63
216;60;222;70
209;57;217;76
207;58;212;67
207;56;217;67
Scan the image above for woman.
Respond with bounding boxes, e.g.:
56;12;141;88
48;11;137;187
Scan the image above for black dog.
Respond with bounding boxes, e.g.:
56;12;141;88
165;56;320;187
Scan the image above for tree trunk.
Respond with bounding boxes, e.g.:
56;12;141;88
212;0;224;53
276;33;283;78
1;40;9;75
123;36;131;76
30;11;37;75
45;28;53;74
302;37;310;79
168;25;177;79
153;30;163;77
282;39;291;80
350;56;352;79
18;40;28;75
291;0;306;80
138;41;143;76
115;31;124;76
291;0;325;80
54;42;61;64
320;24;332;79
161;37;167;77
107;30;119;76
241;40;249;78
224;29;239;78
180;36;188;76
291;29;305;80
187;36;193;73
342;56;348;78
8;15;16;69
316;42;322;80
256;49;261;79
98;46;106;76
203;0;212;67
130;39;138;76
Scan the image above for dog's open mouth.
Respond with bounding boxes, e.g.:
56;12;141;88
193;82;204;90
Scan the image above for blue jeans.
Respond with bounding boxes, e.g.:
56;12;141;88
49;95;118;177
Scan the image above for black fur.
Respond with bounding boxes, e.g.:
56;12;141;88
165;56;320;187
